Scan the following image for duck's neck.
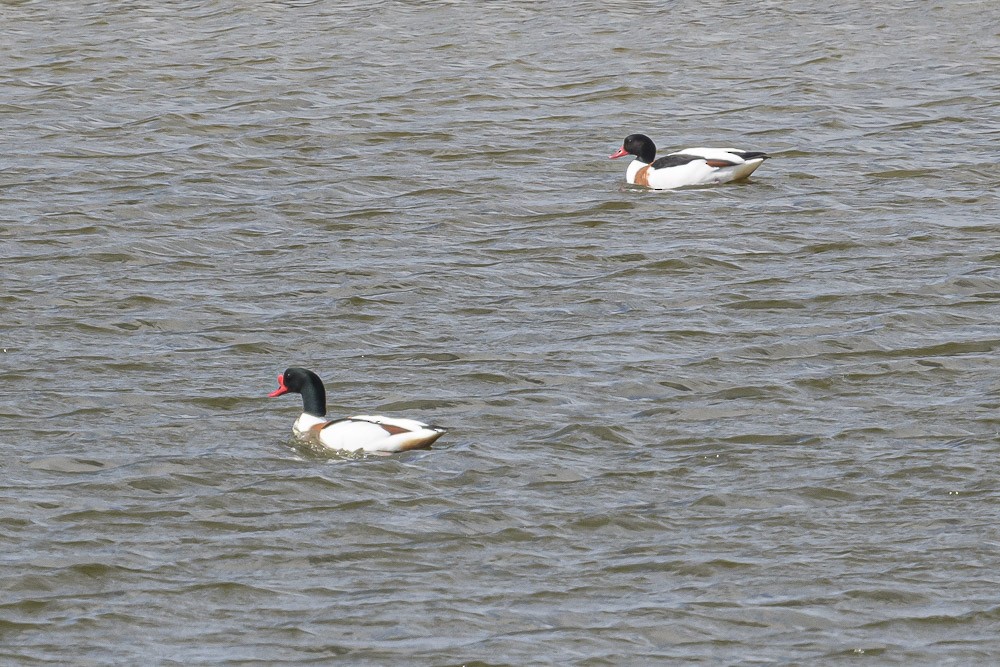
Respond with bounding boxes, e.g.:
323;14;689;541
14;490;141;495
635;143;656;164
299;380;327;417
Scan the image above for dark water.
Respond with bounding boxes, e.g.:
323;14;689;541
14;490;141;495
3;1;1000;664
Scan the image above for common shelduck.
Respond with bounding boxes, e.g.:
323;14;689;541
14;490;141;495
610;133;769;189
269;367;446;453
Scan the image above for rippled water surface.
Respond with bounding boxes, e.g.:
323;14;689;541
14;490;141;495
3;0;1000;664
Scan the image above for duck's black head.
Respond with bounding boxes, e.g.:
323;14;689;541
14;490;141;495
609;134;657;164
269;367;327;416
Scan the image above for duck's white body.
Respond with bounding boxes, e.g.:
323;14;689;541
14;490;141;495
270;367;446;454
611;135;769;190
626;148;767;189
293;412;446;453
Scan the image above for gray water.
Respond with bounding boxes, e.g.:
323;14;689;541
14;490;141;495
3;1;1000;664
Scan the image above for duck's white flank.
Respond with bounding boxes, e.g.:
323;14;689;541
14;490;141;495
293;413;446;453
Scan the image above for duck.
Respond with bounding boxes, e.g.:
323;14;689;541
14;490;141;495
609;133;769;189
269;367;447;453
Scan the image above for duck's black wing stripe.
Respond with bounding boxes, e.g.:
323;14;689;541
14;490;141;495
650;154;704;169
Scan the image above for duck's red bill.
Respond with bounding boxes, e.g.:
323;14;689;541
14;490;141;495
609;147;628;159
269;373;288;397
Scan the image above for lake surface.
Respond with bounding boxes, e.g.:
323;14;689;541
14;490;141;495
3;0;1000;664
